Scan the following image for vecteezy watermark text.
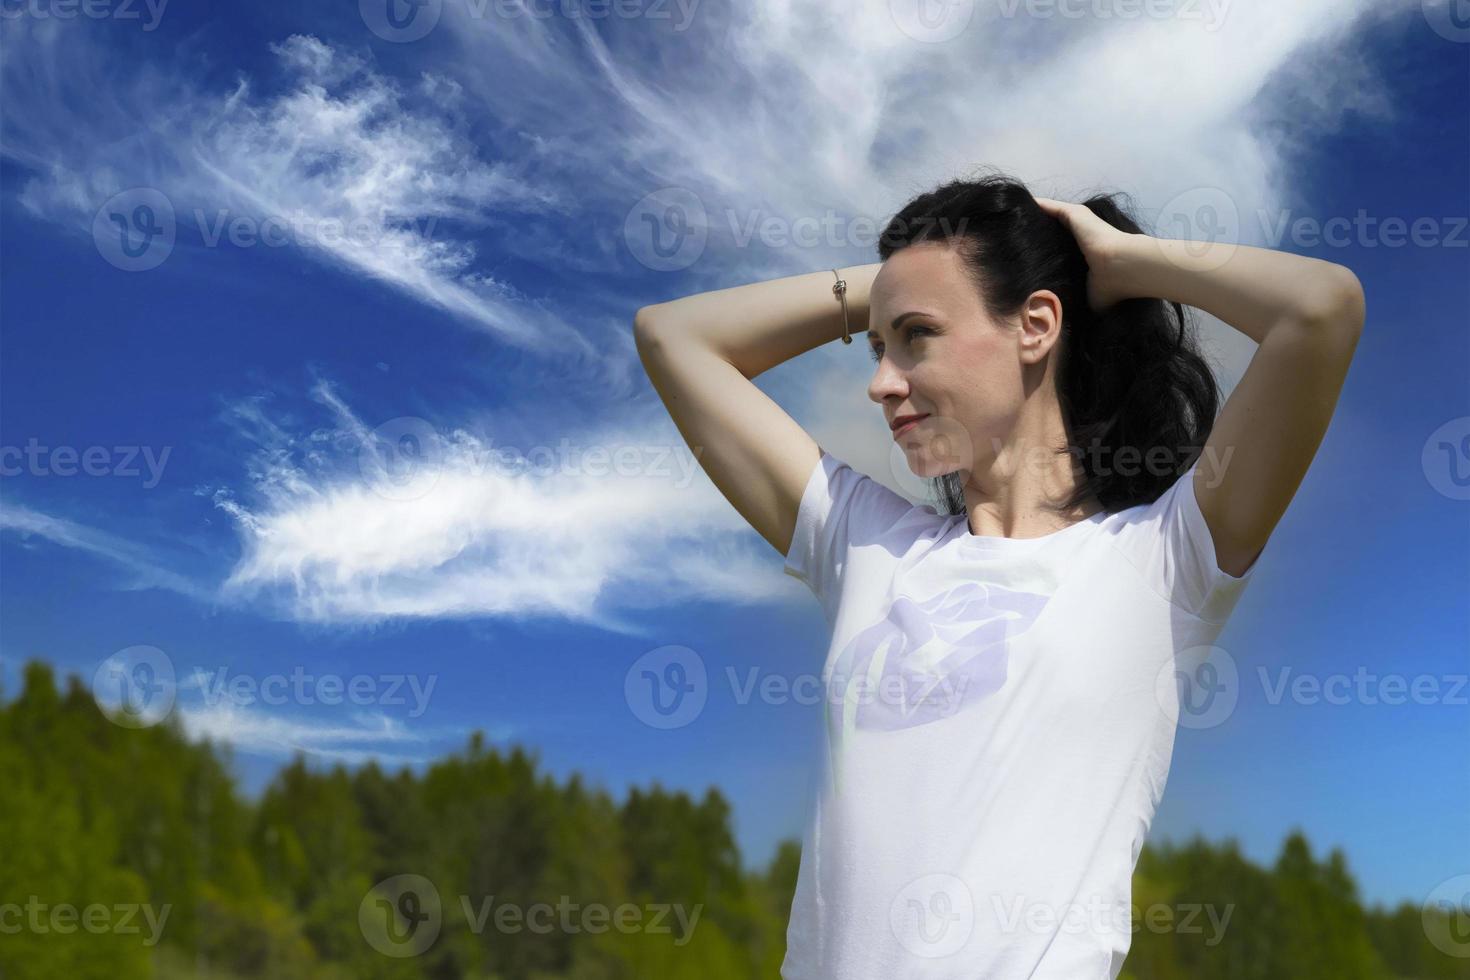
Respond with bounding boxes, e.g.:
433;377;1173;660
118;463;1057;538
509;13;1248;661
989;893;1234;943
0;0;168;30
92;187;444;272
0;899;171;947
359;0;702;44
1259;667;1468;707
91;646;440;729
190;666;437;718
622;186;973;272
355;417;708;502
358;874;702;958
623;647;978;730
0;440;171;488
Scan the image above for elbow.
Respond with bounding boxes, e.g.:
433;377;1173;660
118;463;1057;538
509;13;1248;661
1301;264;1366;343
1329;265;1366;338
633;305;666;358
633;303;662;333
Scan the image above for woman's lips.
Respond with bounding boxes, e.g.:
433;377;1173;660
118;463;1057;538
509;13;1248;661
892;415;928;439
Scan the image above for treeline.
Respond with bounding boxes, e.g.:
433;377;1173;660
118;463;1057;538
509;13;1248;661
1123;834;1466;979
0;659;1462;979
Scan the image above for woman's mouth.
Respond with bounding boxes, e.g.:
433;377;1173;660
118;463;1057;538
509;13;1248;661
891;414;929;439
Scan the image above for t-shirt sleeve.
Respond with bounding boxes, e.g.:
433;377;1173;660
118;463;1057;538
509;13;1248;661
783;448;917;615
1112;459;1264;624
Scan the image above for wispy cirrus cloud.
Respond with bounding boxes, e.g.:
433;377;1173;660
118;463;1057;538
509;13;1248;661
0;503;214;601
431;0;1409;285
175;699;492;767
1;26;597;358
206;379;799;629
0;373;805;629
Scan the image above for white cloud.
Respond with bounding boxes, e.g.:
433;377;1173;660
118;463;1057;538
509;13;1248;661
435;0;1411;280
0;503;213;601
210;381;801;627
0;376;807;627
176;699;468;766
1;24;596;359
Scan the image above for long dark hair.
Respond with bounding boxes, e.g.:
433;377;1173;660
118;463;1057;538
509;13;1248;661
875;168;1220;516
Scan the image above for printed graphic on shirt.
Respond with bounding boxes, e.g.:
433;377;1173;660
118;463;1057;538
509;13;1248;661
823;574;1057;795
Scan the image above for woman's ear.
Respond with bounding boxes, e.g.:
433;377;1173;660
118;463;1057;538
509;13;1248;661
1019;290;1064;362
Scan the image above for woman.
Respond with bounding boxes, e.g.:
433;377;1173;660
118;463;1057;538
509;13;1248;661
633;173;1364;978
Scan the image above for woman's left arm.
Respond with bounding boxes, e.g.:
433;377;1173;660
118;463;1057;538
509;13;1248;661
1036;197;1367;578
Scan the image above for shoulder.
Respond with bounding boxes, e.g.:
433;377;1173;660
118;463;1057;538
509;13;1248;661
805;449;935;529
784;448;948;600
1092;460;1261;623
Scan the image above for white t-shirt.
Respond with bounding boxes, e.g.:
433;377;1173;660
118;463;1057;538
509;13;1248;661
780;448;1262;979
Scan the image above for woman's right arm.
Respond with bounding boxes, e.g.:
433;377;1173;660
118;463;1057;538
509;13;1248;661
633;263;881;557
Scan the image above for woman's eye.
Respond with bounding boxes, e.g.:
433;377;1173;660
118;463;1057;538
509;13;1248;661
869;326;930;362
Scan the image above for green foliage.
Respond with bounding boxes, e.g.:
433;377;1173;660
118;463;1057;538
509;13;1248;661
1;658;1463;979
1119;830;1464;980
0;663;153;979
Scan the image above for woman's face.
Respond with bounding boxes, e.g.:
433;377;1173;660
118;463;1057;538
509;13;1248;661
867;241;1058;479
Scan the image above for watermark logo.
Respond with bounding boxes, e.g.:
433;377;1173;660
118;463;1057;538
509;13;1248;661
358;875;700;954
91;648;439;729
886;414;976;497
625;645;707;729
361;0;706;44
91;645;177;729
890;0;1227;41
92;187;445;272
991;893;1232;943
190;666;438;717
890;873;975;957
359;874;442;957
994;0;1228;29
347;417;709;502
357;416;444;502
1148;188;1465;254
1155;644;1238;730
1422;0;1470;42
1154;186;1239;272
628;655;986;730
624;187;709;272
93;188;175;272
192;209;439;251
360;0;442;42
625;194;974;272
1423;417;1470;500
1423;875;1470;957
889;0;976;42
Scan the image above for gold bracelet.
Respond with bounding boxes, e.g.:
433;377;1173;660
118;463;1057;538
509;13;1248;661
832;269;851;344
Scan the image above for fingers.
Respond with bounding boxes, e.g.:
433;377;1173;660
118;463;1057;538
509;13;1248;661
1031;196;1071;220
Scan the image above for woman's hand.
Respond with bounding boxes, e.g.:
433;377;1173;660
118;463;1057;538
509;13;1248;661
1032;196;1141;312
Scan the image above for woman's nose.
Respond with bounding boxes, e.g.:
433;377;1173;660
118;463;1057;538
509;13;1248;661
868;357;908;403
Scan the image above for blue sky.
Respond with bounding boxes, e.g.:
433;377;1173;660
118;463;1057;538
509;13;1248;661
1;0;1466;910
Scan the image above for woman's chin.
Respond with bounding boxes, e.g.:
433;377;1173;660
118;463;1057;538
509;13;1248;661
900;443;967;480
895;419;976;478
